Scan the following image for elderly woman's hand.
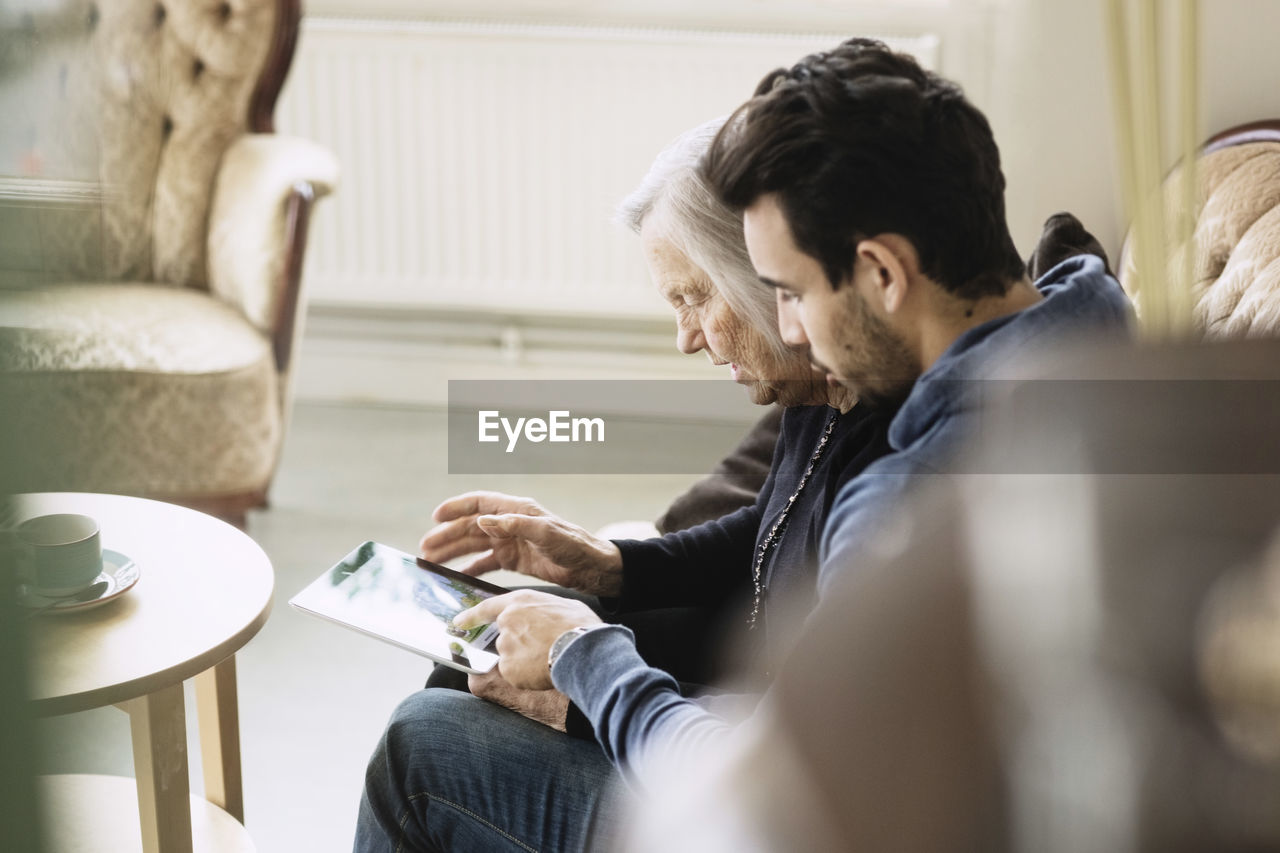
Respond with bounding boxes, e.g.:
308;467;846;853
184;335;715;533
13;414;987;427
420;491;624;597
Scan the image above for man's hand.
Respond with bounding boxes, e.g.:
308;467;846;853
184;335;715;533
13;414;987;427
468;668;570;732
453;589;603;691
420;491;623;597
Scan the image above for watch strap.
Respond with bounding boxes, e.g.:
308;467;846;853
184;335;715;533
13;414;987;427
548;625;601;672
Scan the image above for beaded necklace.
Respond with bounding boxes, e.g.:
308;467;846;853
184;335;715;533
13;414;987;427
746;409;839;630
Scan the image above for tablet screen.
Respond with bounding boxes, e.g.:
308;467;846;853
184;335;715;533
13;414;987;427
290;541;506;673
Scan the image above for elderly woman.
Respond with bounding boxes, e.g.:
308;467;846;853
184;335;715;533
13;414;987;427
422;117;892;678
354;118;896;853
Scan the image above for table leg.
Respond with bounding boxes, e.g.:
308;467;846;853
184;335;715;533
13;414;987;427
194;655;244;822
122;682;194;853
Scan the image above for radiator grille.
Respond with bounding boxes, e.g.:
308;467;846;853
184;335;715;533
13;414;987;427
278;19;939;318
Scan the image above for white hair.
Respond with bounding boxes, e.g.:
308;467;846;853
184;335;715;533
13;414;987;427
617;117;791;365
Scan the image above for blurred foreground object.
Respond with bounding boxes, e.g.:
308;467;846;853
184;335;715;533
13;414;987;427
969;336;1280;853
1199;528;1280;764
625;336;1280;852
0;0;338;527
0;495;44;851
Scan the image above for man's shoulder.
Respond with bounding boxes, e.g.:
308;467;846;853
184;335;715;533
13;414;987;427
831;448;942;509
819;450;938;558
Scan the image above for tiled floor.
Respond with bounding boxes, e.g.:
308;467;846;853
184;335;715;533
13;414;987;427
35;402;710;852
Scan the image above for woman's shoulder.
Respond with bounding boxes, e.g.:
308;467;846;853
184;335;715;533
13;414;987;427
779;403;830;430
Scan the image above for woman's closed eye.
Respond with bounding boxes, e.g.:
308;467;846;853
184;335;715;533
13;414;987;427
667;289;707;310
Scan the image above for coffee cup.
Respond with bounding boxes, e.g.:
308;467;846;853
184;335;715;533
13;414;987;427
16;513;103;595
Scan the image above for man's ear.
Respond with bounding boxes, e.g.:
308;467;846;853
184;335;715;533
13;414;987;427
854;236;914;315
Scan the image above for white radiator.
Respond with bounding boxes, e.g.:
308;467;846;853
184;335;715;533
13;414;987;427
277;19;939;320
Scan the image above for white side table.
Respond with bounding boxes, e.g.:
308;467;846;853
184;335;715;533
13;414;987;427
20;492;274;853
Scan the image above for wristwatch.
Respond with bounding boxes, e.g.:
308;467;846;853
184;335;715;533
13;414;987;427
548;625;605;672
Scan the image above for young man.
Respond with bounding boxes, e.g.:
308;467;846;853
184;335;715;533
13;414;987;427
354;38;1131;853
702;38;1132;583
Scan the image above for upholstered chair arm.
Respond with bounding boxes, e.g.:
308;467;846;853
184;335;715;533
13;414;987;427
207;134;339;346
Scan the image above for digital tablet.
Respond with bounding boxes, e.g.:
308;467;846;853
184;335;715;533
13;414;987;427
289;541;508;674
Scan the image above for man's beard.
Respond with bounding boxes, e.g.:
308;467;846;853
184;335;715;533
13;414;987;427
840;292;919;408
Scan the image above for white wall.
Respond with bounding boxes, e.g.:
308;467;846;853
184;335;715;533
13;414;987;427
984;0;1280;263
297;0;1280;261
289;0;1280;407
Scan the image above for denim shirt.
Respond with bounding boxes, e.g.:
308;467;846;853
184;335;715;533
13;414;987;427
819;255;1133;590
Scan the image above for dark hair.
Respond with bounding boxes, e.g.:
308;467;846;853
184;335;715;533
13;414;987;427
703;38;1025;300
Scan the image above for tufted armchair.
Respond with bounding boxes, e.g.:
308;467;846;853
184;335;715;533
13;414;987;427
1119;120;1280;339
0;0;337;526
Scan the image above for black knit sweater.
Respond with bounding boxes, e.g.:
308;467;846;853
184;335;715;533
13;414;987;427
612;401;895;655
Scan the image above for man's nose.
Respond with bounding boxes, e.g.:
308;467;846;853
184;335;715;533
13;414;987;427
777;302;808;349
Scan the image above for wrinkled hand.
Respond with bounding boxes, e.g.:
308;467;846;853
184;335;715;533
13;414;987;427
420;491;623;597
468;668;570;732
453;589;603;691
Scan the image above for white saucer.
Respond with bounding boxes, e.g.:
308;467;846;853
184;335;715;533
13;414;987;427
19;550;140;615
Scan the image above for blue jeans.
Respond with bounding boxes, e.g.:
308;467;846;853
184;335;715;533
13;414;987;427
354;689;625;852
